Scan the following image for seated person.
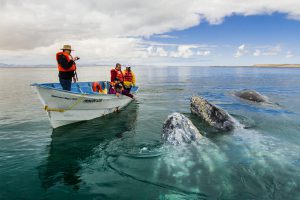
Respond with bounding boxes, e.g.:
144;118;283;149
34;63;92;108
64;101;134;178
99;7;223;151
109;78;134;98
109;78;121;94
123;65;136;93
111;63;124;83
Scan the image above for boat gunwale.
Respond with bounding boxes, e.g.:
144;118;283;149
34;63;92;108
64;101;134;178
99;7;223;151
31;82;138;98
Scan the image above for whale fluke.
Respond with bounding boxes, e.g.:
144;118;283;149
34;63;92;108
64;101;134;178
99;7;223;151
191;96;235;131
162;112;202;145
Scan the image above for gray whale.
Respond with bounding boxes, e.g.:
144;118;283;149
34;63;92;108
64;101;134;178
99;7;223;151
234;89;268;103
191;96;235;131
162;112;202;145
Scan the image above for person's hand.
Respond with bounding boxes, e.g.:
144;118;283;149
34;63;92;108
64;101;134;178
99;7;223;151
116;92;120;97
74;56;80;61
73;77;77;83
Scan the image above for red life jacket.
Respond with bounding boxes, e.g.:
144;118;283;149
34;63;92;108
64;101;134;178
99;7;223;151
124;70;133;82
56;52;76;72
111;69;124;82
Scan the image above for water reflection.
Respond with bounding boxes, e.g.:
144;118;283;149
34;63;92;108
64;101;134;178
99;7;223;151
38;102;138;190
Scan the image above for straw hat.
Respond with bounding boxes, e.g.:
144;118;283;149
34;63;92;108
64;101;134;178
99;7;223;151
60;45;74;51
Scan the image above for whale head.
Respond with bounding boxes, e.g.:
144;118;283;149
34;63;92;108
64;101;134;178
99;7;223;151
162;112;202;145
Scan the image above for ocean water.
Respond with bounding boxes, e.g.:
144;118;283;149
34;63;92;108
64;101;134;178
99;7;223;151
0;66;300;200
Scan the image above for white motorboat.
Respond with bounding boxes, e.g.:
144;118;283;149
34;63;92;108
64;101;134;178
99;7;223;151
31;81;138;128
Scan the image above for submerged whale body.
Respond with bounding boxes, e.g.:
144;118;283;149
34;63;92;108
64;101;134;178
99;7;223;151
191;96;235;131
162;112;202;145
234;89;268;103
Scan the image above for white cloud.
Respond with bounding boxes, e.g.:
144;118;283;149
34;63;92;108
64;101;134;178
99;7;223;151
0;0;202;50
0;0;300;64
146;43;212;59
261;45;282;56
196;50;211;56
253;49;261;56
0;37;148;64
234;44;248;58
147;46;168;57
241;45;283;57
286;51;294;58
154;34;177;39
170;45;196;58
1;1;300;50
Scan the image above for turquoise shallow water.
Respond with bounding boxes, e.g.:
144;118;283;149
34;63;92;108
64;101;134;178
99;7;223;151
0;66;300;199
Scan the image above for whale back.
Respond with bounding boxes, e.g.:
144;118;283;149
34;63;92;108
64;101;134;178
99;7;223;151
235;89;267;103
191;96;235;131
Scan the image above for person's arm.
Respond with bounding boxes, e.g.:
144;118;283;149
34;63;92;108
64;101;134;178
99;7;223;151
58;54;74;70
111;70;116;82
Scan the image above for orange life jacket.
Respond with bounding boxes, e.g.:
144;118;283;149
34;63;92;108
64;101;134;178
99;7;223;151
92;82;103;93
56;52;76;72
111;69;124;82
124;70;133;82
110;81;115;86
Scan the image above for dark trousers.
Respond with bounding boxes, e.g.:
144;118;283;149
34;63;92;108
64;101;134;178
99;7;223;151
59;77;72;91
122;90;134;98
124;86;132;93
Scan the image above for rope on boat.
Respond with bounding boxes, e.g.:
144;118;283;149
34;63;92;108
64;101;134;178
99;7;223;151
44;95;85;112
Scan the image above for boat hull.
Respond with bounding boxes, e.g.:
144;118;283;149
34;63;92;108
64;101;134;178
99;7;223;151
32;85;133;128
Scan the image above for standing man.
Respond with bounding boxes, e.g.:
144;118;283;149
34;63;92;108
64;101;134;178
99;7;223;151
123;65;136;93
56;45;79;91
110;63;124;84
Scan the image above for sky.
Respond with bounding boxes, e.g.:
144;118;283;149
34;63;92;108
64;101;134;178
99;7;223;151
0;0;300;66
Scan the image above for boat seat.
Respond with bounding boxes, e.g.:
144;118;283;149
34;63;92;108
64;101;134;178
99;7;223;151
79;82;94;94
52;83;62;90
80;86;94;94
71;86;81;93
78;82;91;87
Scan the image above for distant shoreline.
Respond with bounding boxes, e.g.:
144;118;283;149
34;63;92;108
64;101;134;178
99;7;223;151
211;64;300;68
252;64;300;68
